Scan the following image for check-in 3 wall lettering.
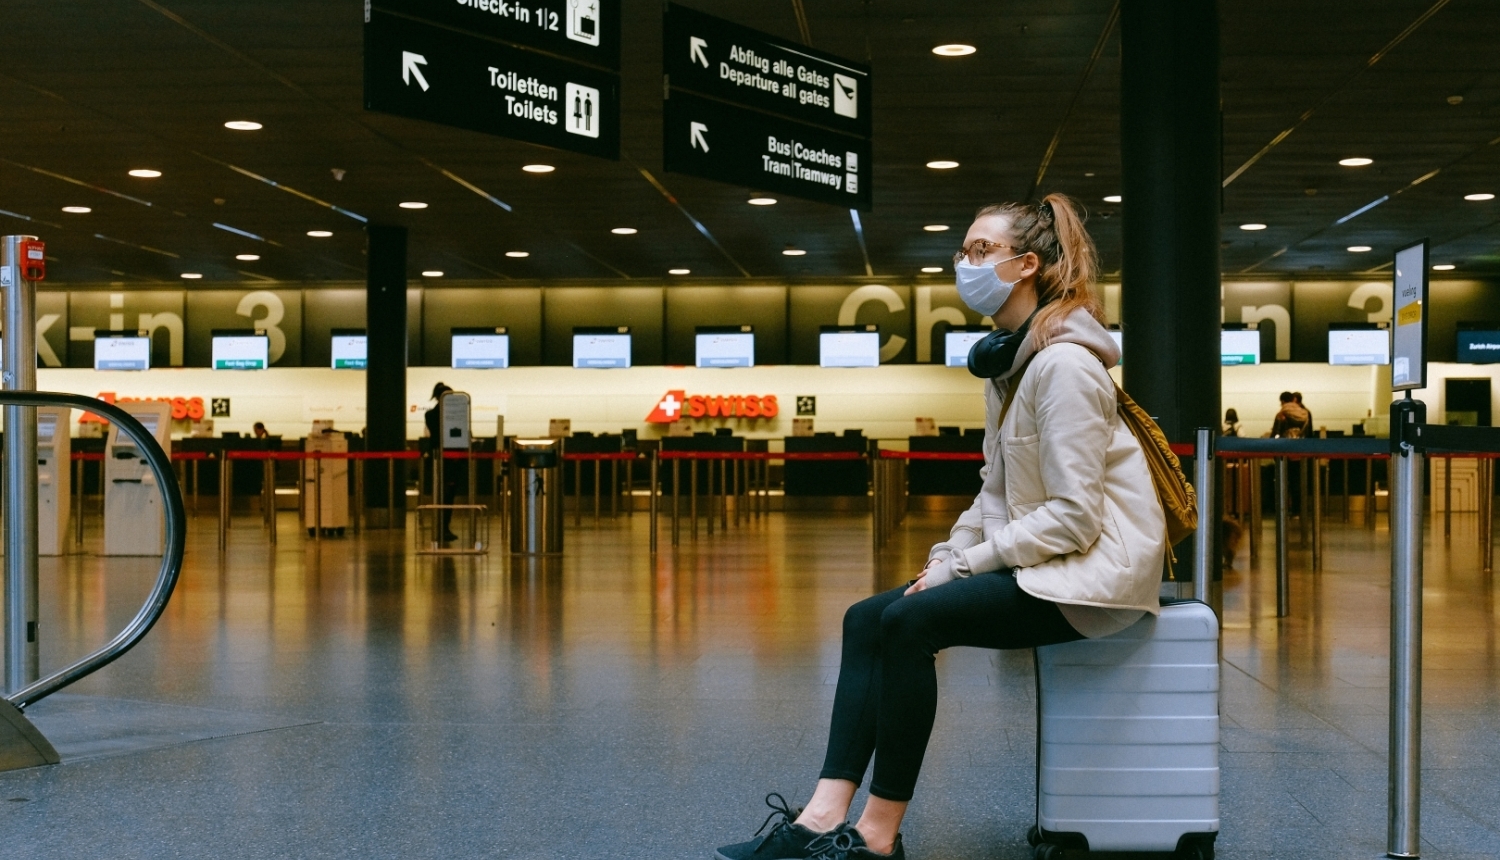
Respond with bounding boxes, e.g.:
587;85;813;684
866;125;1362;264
19;280;1498;368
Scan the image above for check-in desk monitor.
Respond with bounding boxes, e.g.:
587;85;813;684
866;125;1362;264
331;329;367;369
943;327;992;367
1457;323;1500;364
37;407;72;556
1328;323;1390;366
94;333;151;371
212;330;269;369
819;327;880;367
573;327;631;368
452;328;509;368
103;401;173;556
1220;327;1261;366
696;326;755;368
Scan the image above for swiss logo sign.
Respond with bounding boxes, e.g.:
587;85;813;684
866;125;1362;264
646;390;779;423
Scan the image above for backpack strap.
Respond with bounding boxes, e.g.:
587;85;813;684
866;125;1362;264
996;357;1034;431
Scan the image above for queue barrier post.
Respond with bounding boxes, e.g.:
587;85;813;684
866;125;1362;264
1443;455;1452;540
1192;428;1215;603
218;453;230;551
73;458;85;548
1481;457;1494;573
1312;454;1323;572
649;451;659;554
1275;456;1290;618
1387;398;1426;859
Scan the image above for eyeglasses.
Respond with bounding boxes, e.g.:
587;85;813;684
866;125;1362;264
953;238;1022;266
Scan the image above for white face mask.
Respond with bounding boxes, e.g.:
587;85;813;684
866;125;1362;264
954;253;1023;317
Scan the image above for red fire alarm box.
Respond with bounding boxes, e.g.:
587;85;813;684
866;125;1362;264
20;239;45;281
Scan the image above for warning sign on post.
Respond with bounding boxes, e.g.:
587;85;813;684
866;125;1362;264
1390;240;1429;392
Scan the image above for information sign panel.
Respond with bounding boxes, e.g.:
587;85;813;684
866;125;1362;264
1391;240;1428;391
95;335;150;371
663;3;870;138
372;0;620;70
664;90;870;210
331;330;368;370
364;10;619;159
211;331;270;370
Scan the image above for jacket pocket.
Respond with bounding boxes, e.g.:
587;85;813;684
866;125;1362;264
1002;435;1045;506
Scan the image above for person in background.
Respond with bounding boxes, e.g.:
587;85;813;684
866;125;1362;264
1223;408;1240;437
424;383;461;542
1292;392;1313;432
252;422;269;439
1271;392;1311;438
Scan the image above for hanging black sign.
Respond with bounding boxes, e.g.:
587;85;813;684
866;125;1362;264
371;0;620;70
364;9;619;159
663;3;870;137
664;90;871;211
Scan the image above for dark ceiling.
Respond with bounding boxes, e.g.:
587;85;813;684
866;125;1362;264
2;0;1497;285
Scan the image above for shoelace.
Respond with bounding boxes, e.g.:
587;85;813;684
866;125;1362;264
753;792;800;839
804;826;860;860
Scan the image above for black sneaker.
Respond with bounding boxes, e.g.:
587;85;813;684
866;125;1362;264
804;824;905;860
714;793;830;860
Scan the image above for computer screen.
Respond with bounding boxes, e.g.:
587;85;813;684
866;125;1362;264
94;335;151;371
1220;330;1261;366
1328;325;1390;366
819;330;881;367
211;332;269;370
573;331;631;368
330;330;367;370
943;330;989;367
1108;328;1123;362
1457;325;1500;364
451;330;510;368
695;329;755;368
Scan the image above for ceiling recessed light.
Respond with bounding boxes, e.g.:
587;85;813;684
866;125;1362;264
1464;193;1495;201
668;268;691;275
224;120;262;131
1338;157;1373;167
1239;223;1268;231
522;164;555;173
921;266;944;274
748;197;777;206
505;251;529;258
180;273;203;279
1347;246;1373;253
1103;195;1122;203
128;169;162;178
782;248;807;256
932;44;977;56
306;230;333;238
610;227;638;235
61;206;91;214
1432;264;1456;271
421;270;444;277
923;224;950;232
925;160;960;170
235;254;260;261
398;201;428;209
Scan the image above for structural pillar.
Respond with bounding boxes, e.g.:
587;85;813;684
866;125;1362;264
1120;1;1222;572
365;224;408;528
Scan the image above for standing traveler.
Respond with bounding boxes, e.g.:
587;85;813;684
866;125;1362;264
1271;392;1310;438
424;382;462;542
712;194;1167;860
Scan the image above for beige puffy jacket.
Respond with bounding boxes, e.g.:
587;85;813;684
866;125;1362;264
929;309;1165;633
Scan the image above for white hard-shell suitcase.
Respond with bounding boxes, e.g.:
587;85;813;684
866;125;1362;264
1028;599;1220;860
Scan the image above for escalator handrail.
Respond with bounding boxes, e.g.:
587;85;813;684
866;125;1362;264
0;391;186;710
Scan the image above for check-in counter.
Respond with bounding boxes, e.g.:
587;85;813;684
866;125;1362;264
783;433;867;505
907;432;984;502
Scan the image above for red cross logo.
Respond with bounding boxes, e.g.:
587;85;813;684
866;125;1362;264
646;389;687;423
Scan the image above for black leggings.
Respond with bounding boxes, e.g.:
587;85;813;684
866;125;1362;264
818;572;1084;801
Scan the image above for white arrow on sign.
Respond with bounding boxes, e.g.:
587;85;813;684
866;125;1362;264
402;51;430;92
689;36;709;68
690;122;709;152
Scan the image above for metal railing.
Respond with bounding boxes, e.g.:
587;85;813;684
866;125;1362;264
1;392;186;710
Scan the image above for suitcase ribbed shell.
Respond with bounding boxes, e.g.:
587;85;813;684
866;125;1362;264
1035;601;1220;853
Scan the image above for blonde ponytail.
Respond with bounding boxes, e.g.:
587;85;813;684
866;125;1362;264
974;193;1103;343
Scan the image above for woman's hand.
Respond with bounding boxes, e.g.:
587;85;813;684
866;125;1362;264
905;558;954;595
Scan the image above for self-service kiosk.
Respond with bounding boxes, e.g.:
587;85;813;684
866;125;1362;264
37;407;72;556
303;421;349;535
103;401;173;556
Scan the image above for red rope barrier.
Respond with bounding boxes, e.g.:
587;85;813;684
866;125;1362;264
559;452;637;461
441;450;513;460
877;450;984;461
657;450;864;461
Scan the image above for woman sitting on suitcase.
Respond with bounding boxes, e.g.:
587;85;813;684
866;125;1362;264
714;194;1167;860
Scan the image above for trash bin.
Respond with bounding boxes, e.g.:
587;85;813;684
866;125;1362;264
509;438;563;555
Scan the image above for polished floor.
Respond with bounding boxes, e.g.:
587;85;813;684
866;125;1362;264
3;501;1499;859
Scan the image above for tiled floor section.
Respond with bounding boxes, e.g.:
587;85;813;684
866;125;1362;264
2;505;1497;858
